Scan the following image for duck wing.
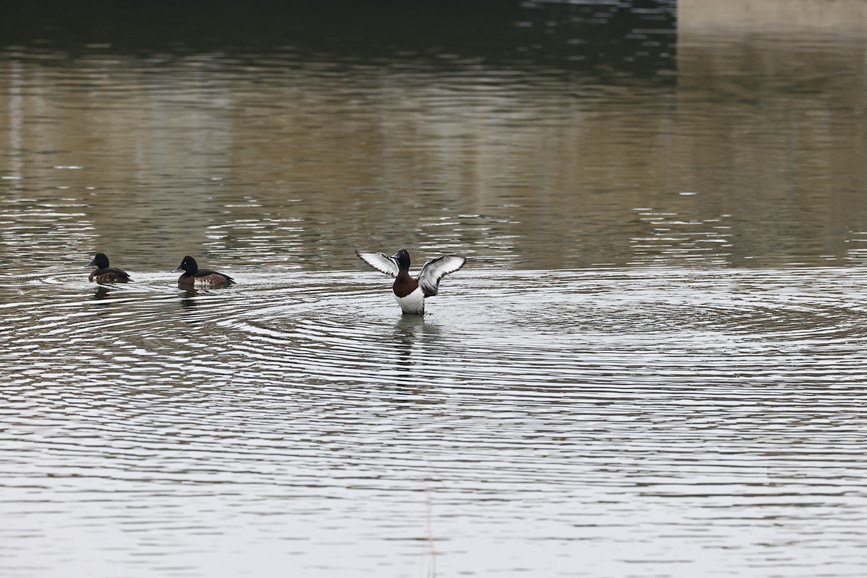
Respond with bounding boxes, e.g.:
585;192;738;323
417;255;466;297
355;250;400;277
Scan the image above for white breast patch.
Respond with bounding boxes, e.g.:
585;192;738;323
395;286;425;315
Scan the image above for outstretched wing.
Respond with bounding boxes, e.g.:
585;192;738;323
355;250;400;277
417;255;466;297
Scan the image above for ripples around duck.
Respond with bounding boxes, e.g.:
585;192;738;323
2;266;867;577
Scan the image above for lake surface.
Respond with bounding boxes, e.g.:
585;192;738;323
3;1;867;577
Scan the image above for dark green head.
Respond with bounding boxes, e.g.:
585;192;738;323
392;248;411;272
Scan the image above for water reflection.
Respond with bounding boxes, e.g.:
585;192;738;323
3;1;867;577
2;17;866;270
91;285;111;300
392;316;423;374
0;0;681;274
178;290;199;311
389;315;447;383
0;0;676;80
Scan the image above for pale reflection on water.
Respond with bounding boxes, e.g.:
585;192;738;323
3;1;867;577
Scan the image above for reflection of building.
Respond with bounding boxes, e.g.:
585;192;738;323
680;0;867;34
676;0;867;267
1;1;866;272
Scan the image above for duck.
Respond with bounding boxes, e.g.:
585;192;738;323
88;252;131;283
356;248;466;315
173;255;235;288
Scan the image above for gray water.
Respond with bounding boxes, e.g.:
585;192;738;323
3;2;867;577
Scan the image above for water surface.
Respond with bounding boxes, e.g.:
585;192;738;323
3;2;867;577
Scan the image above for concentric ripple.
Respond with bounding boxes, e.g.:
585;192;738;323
2;267;867;577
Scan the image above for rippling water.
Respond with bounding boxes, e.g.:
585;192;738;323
4;267;867;577
4;1;867;577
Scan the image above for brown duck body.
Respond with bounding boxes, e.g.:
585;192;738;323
392;270;419;298
88;253;130;283
173;255;234;288
177;269;234;288
89;268;131;283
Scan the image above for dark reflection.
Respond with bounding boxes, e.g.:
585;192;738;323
392;315;425;372
178;289;199;310
91;285;111;301
391;315;443;378
0;0;676;86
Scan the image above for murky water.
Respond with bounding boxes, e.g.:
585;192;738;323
4;1;867;577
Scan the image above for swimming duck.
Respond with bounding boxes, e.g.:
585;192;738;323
356;248;466;315
173;255;234;288
88;252;131;283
